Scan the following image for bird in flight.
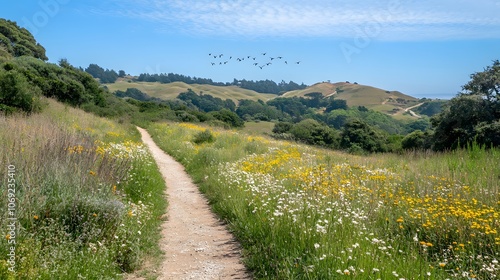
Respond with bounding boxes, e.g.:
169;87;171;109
208;51;300;68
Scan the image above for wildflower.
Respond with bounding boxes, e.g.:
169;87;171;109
89;170;96;176
34;215;39;220
93;213;97;217
344;269;350;275
5;234;10;240
112;185;117;194
439;262;446;268
396;217;404;223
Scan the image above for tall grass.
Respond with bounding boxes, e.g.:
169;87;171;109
149;121;499;280
0;99;166;279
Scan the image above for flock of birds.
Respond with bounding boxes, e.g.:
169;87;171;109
208;52;300;69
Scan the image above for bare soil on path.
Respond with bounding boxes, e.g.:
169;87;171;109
136;127;251;280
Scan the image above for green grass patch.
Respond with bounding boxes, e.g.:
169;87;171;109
241;121;275;135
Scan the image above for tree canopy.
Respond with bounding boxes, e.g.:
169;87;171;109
0;19;47;61
431;60;500;150
85;64;119;84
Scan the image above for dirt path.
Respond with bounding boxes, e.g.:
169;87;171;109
136;127;250;280
404;102;424;118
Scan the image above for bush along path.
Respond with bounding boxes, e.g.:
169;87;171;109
136;127;250;280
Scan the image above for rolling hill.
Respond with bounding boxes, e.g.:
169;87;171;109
106;79;424;118
283;82;421;115
106;78;279;103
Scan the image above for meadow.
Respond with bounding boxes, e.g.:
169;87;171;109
0;99;166;279
149;122;499;280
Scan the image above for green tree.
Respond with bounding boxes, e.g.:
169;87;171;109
431;60;500;150
0;19;47;60
340;119;387;153
272;122;293;134
325;99;348;112
85;64;118;83
289;119;339;148
462;60;500;102
0;69;42;113
401;130;432;150
210;109;244;128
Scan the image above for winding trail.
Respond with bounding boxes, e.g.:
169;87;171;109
137;127;250;280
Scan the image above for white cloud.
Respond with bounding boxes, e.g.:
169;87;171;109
93;0;500;40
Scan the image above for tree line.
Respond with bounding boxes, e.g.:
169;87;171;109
135;73;307;94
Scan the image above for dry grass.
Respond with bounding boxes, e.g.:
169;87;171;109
106;80;278;103
0;98;166;279
283;82;421;120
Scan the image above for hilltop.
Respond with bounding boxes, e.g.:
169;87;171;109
106;78;279;103
283;82;420;114
106;78;424;119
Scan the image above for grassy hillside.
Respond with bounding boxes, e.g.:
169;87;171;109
107;79;424;119
0;98;166;279
148;122;500;280
284;82;421;115
106;79;279;103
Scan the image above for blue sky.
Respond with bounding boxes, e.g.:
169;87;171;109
2;0;500;99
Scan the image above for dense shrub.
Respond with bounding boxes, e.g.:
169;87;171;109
289;119;339;148
340;119;388;153
192;129;215;144
401;130;432;150
209;109;245;128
